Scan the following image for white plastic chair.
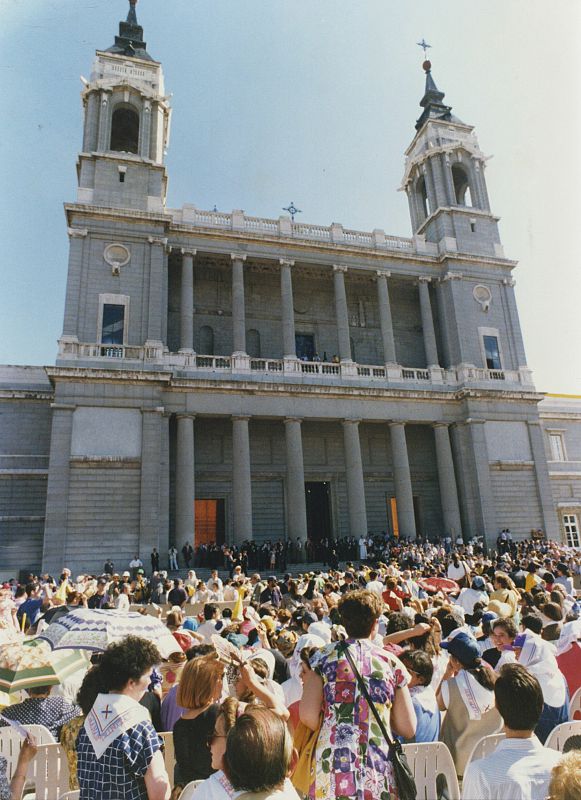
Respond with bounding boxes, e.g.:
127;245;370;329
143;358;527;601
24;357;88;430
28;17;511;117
178;780;205;800
569;686;581;720
465;732;505;768
0;723;55;781
28;742;71;799
59;792;80;800
545;720;581;751
159;730;175;789
402;741;460;800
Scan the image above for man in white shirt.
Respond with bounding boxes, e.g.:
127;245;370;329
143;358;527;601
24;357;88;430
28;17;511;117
365;570;384;596
196;603;222;643
462;663;562;800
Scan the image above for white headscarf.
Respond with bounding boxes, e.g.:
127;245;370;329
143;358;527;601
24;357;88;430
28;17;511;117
281;633;325;707
556;619;581;656
517;631;567;708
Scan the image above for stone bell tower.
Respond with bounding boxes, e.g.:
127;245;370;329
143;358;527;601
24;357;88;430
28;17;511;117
76;0;171;212
401;58;503;259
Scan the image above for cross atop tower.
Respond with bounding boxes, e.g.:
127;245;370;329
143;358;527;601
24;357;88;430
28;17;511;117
417;38;431;57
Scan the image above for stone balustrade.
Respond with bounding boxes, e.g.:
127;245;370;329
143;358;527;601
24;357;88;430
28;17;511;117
171;205;424;254
56;341;535;389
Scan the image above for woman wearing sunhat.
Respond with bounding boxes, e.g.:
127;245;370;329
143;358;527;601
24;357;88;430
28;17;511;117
437;631;502;778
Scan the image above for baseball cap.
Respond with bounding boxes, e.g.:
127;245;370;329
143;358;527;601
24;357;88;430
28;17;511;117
471;576;486;590
441;631;480;667
122;571;130;577
481;611;498;624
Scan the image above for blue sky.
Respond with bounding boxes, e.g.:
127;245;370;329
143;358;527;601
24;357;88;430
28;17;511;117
1;0;580;393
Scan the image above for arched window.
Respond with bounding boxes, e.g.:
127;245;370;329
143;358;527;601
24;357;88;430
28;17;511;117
247;329;261;358
110;106;139;154
452;164;473;207
199;325;214;355
416;175;430;220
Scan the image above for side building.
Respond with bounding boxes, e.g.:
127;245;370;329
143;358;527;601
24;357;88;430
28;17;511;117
0;4;578;576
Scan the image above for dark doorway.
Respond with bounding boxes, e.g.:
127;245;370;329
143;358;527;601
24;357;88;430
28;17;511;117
195;499;225;546
295;333;315;360
305;482;332;541
413;496;422;536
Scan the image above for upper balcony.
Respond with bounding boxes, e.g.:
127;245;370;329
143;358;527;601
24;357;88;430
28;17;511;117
56;341;535;393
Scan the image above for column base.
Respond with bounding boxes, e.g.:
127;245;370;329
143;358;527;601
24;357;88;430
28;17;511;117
340;360;357;377
232;353;251;372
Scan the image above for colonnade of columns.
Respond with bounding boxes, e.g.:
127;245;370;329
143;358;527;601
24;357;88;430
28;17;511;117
177;254;439;367
173;416;461;551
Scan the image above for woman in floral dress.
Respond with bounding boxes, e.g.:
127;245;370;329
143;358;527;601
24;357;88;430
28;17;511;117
299;590;415;800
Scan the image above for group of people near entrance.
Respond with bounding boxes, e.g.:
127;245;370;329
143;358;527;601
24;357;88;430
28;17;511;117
1;537;581;800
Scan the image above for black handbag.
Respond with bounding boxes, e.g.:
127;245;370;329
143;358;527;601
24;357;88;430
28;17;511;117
340;641;417;800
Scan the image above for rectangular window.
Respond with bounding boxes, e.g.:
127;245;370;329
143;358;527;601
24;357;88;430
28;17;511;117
549;433;566;462
483;335;502;370
563;514;580;548
101;303;125;345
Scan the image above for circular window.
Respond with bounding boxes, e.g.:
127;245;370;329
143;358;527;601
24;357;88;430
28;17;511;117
473;284;492;311
103;243;131;267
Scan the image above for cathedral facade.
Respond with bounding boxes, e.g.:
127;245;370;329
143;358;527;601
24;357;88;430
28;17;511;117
1;3;579;576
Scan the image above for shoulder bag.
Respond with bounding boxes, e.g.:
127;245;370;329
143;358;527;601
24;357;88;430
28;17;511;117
339;641;417;800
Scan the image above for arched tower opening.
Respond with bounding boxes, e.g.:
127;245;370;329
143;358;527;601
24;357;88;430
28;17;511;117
110;106;140;153
416;175;430;220
452;164;473;207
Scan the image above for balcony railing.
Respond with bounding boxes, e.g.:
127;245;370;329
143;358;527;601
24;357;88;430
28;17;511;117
57;341;535;390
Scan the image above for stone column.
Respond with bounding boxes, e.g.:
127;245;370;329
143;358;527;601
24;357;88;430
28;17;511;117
333;265;352;362
146;237;168;347
42;404;75;574
418;276;439;367
433;423;462;539
376;270;397;364
343;419;368;538
280;259;297;359
466;418;497;548
139;100;152;160
180;249;196;352
158;412;170;564
284;418;308;542
97;90;112;151
232;416;252;542
175;414;195;552
83;91;100;153
231;254;247;355
528;421;560;539
61;228;88;340
139;408;163;561
389;422;416;539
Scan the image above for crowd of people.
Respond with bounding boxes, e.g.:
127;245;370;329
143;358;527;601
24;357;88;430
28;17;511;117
0;534;580;800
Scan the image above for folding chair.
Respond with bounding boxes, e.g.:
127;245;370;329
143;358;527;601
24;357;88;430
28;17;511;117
28;742;71;800
178;780;205;799
402;741;461;800
568;686;581;721
545;720;581;752
464;732;505;768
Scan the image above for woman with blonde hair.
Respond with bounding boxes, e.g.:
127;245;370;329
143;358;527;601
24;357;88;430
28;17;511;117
173;654;225;788
548;751;581;800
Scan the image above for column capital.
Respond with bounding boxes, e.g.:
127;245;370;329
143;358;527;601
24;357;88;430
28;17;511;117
143;406;165;415
232;414;251;422
465;417;486;425
148;236;168;247
333;264;348;273
279;258;295;268
181;247;197;258
176;413;196;421
230;253;247;262
502;277;516;287
284;416;303;424
418;275;432;284
440;271;463;282
376;269;391;279
67;227;88;239
388;420;407;428
343;418;362;426
432;421;450;429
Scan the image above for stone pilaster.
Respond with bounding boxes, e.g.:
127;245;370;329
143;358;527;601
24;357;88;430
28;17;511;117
433;422;462;539
284;418;308;542
466;418;497;547
389;422;416;539
418;276;439;367
343;419;368;538
61;228;88;340
231;254;247;355
180;249;196;352
280;259;297;359
175;414;195;552
146;236;168;346
42;404;75;574
376;270;396;365
528;421;560;539
333;265;352;362
97;89;112;151
139;408;163;561
232;416;252;542
158;411;170;566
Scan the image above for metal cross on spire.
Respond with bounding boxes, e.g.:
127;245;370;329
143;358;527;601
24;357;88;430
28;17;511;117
417;39;432;57
282;201;302;222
